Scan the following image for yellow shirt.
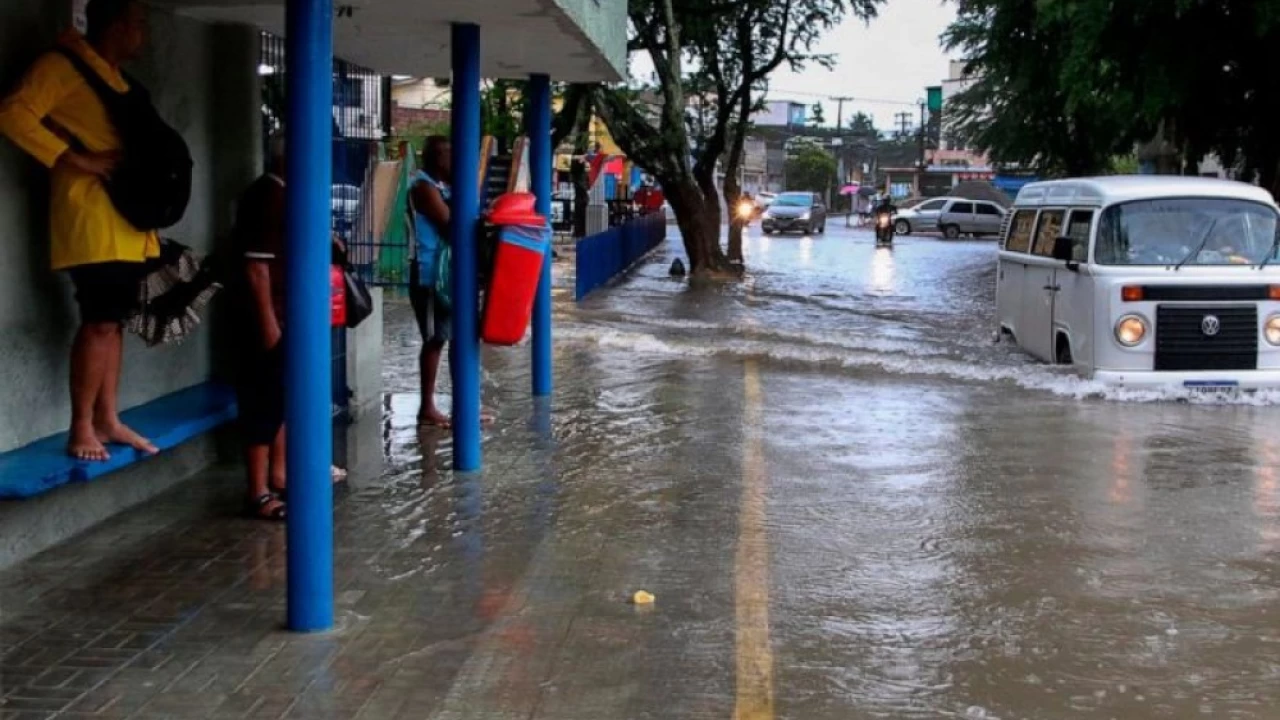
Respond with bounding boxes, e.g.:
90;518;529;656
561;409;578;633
0;32;159;270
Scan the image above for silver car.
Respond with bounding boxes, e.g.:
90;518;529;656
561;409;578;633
892;196;952;235
936;199;1006;239
893;196;1006;237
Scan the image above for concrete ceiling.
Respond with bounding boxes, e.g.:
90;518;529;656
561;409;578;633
157;0;624;82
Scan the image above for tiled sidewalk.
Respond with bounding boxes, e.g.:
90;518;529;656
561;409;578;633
0;297;753;720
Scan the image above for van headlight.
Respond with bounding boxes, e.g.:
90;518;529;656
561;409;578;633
1266;314;1280;346
1115;315;1148;347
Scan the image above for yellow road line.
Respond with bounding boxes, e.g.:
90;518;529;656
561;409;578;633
734;358;773;720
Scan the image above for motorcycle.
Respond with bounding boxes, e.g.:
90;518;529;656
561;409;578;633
735;198;762;224
875;211;895;246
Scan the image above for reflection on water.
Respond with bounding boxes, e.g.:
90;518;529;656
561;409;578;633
869;246;896;296
797;235;813;267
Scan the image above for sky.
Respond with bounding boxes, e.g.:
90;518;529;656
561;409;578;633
631;0;958;134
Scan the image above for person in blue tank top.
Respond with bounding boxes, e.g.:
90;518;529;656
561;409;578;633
410;136;454;428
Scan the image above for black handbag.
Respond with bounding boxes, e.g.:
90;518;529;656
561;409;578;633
342;265;373;328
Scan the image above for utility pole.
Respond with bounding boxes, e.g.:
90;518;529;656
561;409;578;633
830;96;852;131
918;100;927;170
895;112;911;138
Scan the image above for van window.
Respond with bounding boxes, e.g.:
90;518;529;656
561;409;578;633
950;201;974;215
1003;210;1037;253
1063;210;1093;262
976;203;1003;216
1032;210;1065;256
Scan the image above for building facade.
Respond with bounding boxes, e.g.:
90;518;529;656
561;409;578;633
753;100;807;129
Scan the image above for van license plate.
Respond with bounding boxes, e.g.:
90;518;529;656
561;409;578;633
1185;380;1240;395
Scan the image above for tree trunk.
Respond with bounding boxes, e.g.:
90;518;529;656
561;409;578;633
723;92;752;265
571;159;589;238
664;174;729;275
724;170;744;265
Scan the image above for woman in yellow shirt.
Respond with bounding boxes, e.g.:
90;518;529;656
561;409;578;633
0;0;160;461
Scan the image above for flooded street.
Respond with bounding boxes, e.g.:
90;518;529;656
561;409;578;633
381;224;1280;719
2;224;1277;719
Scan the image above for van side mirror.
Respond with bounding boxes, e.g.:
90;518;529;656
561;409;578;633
1052;236;1080;271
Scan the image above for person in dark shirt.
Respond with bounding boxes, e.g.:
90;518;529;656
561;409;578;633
233;134;346;521
233;136;288;521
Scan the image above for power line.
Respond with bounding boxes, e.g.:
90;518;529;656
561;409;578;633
767;87;917;107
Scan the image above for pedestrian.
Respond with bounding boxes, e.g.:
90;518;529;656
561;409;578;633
409;136;455;429
0;0;160;461
408;137;495;430
232;134;346;521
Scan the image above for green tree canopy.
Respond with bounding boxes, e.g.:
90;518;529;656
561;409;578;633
945;0;1280;191
809;102;826;127
785;145;836;193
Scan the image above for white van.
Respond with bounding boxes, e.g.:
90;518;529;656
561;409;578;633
996;176;1280;391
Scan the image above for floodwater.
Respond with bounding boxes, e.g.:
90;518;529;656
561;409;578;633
379;224;1280;719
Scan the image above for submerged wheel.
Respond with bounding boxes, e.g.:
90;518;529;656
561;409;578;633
943;224;961;240
894;220;910;236
1055;336;1073;365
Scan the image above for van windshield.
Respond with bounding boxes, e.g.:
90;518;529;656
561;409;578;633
1096;198;1280;266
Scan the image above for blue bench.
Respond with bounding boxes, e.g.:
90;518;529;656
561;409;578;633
0;382;238;500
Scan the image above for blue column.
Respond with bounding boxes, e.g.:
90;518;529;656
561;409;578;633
451;24;483;471
528;74;553;397
284;0;334;632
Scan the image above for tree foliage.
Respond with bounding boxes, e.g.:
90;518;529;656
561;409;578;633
945;0;1280;190
809;102;826;127
846;111;877;138
593;0;880;274
785;145;837;193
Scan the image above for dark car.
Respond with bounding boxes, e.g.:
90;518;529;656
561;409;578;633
761;192;827;235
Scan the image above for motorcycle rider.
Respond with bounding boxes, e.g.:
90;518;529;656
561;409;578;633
873;194;898;217
873;195;898;243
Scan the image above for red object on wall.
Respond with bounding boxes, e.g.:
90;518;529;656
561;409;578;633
483;193;550;345
330;264;346;327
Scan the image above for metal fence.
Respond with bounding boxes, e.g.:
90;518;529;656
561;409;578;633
259;33;386;416
345;143;413;289
575;213;666;300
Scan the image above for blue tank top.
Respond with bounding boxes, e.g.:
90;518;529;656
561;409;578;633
412;171;451;283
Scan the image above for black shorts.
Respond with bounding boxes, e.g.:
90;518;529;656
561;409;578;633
67;261;147;324
409;262;452;345
237;342;285;446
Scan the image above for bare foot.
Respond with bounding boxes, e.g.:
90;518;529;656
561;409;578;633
418;408;452;429
97;422;159;455
68;425;110;462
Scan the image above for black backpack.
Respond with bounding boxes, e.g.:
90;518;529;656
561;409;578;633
57;49;192;231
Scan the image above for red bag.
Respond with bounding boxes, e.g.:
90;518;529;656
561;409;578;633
330;264;346;327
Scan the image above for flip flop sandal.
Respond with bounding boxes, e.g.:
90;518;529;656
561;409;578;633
247;493;286;522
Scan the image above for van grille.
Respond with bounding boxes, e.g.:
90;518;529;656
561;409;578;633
1154;305;1257;371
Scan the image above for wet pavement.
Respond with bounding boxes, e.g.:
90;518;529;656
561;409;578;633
3;223;1280;719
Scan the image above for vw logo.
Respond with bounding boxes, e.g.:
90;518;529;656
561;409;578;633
1201;315;1222;337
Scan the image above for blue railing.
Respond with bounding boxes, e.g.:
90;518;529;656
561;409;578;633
575;214;666;300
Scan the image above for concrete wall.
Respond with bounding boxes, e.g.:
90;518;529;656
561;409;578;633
0;4;261;452
550;0;628;79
